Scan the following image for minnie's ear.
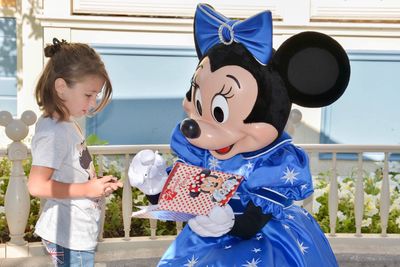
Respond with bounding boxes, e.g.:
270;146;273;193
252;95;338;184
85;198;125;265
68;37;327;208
273;31;350;107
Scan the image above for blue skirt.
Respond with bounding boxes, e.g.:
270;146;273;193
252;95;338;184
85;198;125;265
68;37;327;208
158;205;337;267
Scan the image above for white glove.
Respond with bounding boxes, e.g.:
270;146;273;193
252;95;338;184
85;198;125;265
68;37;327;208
128;150;168;195
188;205;234;237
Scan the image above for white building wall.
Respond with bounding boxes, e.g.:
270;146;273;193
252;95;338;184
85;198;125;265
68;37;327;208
1;0;400;148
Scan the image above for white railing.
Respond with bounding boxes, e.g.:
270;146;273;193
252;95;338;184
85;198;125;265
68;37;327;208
302;144;399;237
1;110;400;258
87;144;400;240
88;144;174;241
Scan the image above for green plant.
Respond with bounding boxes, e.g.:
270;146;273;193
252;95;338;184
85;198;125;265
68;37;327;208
89;138;180;238
0;134;180;242
312;166;400;234
0;157;39;242
1;152;400;244
86;134;109;146
0;157;11;179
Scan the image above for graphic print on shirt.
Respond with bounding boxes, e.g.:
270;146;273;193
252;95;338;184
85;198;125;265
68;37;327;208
76;140;96;180
76;140;102;212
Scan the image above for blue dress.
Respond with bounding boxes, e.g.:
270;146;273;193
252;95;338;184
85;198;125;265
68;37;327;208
158;125;338;267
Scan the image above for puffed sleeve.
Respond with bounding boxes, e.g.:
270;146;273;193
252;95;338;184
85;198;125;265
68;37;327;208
31;131;68;170
240;143;313;219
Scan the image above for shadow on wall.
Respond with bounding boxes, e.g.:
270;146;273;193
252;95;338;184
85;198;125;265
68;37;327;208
0;18;16;77
1;0;42;40
0;0;42;90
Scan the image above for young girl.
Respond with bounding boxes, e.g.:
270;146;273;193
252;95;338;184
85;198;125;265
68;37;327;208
28;38;122;267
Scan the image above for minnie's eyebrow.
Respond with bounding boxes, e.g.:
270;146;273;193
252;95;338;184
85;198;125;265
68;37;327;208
226;75;240;89
191;64;203;83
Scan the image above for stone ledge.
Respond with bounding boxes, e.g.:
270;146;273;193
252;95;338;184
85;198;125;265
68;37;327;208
336;254;400;267
0;234;399;267
328;233;400;255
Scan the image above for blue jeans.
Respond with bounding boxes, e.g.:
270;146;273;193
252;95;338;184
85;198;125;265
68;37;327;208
42;239;95;267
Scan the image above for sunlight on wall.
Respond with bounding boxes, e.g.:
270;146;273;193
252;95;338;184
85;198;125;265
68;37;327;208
0;0;16;7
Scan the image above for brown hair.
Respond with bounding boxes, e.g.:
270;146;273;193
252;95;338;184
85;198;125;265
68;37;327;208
35;38;112;121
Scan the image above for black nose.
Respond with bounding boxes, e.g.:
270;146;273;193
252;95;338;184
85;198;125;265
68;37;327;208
180;118;201;139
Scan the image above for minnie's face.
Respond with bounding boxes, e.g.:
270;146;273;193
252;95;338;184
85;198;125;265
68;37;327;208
200;176;223;193
182;57;278;160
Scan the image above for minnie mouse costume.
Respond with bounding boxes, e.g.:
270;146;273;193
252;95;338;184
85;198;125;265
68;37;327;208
137;3;350;266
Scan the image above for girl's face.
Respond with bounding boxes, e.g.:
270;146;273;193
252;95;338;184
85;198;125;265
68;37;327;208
55;75;105;119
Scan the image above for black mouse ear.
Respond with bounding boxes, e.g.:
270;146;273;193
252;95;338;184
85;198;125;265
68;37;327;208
273;31;350;107
200;169;211;176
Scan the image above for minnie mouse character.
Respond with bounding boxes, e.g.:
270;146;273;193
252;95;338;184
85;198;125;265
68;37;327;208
129;3;350;266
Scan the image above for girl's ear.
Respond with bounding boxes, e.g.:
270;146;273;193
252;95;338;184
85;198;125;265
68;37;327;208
272;31;350;107
54;78;68;98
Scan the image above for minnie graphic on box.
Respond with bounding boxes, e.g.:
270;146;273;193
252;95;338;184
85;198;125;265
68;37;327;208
129;3;350;266
189;169;239;204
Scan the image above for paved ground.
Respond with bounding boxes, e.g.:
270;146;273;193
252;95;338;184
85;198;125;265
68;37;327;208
1;235;400;267
2;253;400;267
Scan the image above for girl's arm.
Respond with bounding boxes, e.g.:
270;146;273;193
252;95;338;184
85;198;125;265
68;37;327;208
28;165;122;199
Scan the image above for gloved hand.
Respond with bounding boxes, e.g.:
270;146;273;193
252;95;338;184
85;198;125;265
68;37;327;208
188;205;234;237
128;150;168;195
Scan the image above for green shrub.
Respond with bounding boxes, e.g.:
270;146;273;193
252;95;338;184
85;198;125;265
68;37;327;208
312;166;400;234
0;153;179;243
0;157;11;179
0;153;399;243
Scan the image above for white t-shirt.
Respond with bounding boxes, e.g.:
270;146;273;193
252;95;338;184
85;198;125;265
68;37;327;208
31;116;103;251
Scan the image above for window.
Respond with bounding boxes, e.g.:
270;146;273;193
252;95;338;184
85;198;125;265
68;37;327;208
72;0;280;19
86;45;198;145
311;0;400;22
0;17;17;116
320;51;400;160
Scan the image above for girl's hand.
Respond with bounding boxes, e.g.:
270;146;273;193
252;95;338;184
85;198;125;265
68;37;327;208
86;175;123;198
28;166;122;199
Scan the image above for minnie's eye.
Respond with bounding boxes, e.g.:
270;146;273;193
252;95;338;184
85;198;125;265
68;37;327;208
194;88;203;116
211;95;229;123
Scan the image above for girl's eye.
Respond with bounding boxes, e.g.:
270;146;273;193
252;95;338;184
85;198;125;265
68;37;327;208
211;95;229;123
194;88;203;116
85;94;92;98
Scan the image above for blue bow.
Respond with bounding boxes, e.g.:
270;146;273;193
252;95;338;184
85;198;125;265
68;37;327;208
194;4;273;65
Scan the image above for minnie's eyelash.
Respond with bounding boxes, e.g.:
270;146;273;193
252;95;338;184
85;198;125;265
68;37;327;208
190;77;199;89
191;81;199;89
217;85;234;99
